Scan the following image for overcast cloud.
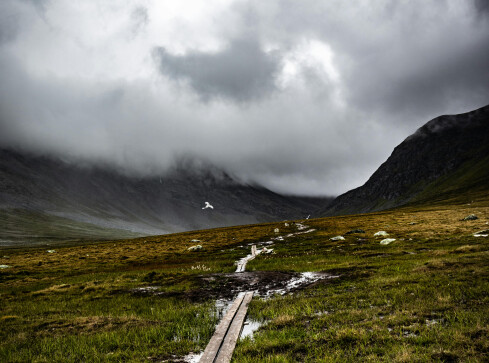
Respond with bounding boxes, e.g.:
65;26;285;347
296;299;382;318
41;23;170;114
0;0;488;195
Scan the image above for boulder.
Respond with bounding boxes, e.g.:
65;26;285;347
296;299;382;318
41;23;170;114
474;229;489;237
330;236;345;241
374;231;389;237
461;214;478;221
188;245;203;252
380;238;396;245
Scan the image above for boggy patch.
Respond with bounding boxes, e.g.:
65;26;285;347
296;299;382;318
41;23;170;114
131;271;338;302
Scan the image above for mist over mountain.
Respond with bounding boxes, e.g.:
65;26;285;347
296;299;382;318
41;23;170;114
0;148;330;246
321;104;489;216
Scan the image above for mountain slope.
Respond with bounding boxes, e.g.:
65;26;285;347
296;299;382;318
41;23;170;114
0;149;330;245
322;104;489;215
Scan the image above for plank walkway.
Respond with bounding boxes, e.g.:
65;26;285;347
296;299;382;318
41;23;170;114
235;244;257;273
200;291;254;363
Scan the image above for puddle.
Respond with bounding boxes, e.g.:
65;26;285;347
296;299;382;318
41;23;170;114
131;286;160;293
263;272;339;297
240;319;264;340
182;352;203;363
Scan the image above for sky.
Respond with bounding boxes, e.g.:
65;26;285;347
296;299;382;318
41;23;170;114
0;0;488;196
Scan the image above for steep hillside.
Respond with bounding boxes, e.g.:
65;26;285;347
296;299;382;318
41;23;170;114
0;149;329;245
322;104;489;215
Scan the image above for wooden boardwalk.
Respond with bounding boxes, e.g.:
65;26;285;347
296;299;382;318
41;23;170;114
235;245;257;273
200;291;254;363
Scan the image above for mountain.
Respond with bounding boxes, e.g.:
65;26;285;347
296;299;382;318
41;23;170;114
321;104;489;216
0;149;330;246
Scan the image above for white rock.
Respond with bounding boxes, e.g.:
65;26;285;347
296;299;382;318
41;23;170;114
380;238;396;245
0;265;10;269
284;223;289;227
274;228;280;233
330;236;345;241
374;231;389;237
190;239;201;242
188;245;203;252
46;250;56;253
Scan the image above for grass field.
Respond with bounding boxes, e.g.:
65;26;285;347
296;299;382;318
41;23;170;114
1;200;489;362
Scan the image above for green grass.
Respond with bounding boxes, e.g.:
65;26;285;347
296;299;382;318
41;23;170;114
1;202;489;361
0;209;143;246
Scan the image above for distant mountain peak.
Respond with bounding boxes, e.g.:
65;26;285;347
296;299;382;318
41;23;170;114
321;104;489;216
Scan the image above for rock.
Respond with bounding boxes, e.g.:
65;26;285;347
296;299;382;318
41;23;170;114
474;229;489;237
330;236;345;241
284;223;289;227
374;231;389;237
0;265;10;269
274;228;280;233
262;247;274;254
345;229;365;235
190;239;201;242
380;238;396;245
408;222;417;225
188;245;203;252
461;214;478;221
46;250;56;253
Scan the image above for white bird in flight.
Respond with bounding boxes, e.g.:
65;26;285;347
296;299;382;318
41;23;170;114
202;202;214;210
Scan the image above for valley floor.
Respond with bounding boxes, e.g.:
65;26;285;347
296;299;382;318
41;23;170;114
1;201;489;362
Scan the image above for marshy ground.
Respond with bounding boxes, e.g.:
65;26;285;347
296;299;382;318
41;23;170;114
1;200;489;362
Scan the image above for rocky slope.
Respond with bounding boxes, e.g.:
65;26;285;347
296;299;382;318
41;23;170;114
321;104;489;216
0;149;329;245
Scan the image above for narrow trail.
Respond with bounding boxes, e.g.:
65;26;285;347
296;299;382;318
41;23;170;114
198;222;317;363
199;291;254;363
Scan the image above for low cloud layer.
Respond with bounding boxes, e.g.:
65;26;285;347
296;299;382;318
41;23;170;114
0;0;488;196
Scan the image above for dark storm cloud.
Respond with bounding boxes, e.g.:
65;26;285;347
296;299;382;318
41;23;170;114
0;1;488;196
154;37;281;102
474;0;489;15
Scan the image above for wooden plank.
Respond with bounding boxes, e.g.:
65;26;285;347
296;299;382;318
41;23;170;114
199;293;246;363
235;245;257;273
214;291;254;363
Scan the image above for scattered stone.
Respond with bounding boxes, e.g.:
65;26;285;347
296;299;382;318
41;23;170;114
284;223;289;227
330;236;345;241
188;245;203;252
46;250;56;253
461;214;478;221
345;229;365;235
380;238;396;245
274;228;280;233
408;222;417;225
474;229;489;237
374;231;389;237
0;265;10;269
190;239;201;242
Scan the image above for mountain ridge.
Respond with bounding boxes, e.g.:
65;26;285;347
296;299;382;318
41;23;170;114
321;104;489;216
0;148;330;246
